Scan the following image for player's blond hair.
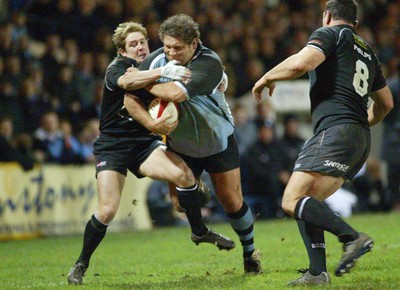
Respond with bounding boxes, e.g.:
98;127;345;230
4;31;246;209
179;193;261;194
112;22;147;54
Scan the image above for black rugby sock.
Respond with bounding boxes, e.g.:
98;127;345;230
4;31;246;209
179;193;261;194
297;220;327;275
177;184;208;236
228;202;255;258
77;214;108;268
295;197;358;243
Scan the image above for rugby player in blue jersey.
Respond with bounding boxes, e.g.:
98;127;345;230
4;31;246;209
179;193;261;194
124;14;262;274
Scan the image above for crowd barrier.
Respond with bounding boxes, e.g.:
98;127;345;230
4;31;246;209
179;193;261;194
0;163;153;241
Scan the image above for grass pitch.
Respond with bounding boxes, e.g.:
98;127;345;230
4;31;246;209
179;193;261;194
1;212;399;289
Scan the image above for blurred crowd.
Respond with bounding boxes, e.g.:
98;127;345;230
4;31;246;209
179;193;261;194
0;0;399;219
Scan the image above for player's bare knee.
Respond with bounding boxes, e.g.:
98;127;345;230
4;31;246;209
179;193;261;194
219;195;242;213
174;168;196;188
281;198;295;216
97;205;118;224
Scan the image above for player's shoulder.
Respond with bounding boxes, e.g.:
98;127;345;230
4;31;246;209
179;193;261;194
196;44;222;64
107;56;138;72
140;47;164;69
311;25;339;39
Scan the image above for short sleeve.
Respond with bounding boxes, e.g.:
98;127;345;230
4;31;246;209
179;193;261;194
183;51;223;96
105;58;138;91
306;27;336;57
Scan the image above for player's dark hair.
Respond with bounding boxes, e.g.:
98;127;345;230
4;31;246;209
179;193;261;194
325;0;358;25
159;14;200;44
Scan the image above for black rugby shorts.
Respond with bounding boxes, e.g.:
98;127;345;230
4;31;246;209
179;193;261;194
93;134;164;178
168;134;240;177
293;123;370;180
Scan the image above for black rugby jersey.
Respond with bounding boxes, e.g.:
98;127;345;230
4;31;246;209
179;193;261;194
99;56;155;137
140;45;223;98
306;24;387;133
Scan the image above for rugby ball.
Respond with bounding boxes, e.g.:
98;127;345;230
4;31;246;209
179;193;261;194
148;98;179;124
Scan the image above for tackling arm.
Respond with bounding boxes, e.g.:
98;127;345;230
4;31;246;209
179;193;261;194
252;46;325;101
368;85;394;126
118;67;163;91
145;81;188;103
123;94;178;135
118;60;191;91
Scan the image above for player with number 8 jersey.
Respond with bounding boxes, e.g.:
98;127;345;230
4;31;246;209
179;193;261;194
252;0;393;286
305;23;386;133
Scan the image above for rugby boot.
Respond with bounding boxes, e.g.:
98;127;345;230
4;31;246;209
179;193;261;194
288;269;330;286
191;229;235;250
67;262;86;285
335;232;374;277
244;249;262;274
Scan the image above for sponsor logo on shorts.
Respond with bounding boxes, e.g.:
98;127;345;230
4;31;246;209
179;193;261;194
97;161;107;168
324;160;349;172
295;163;301;169
311;243;326;249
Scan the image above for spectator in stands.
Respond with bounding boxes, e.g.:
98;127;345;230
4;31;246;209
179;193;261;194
278;113;305;188
0;22;13;57
243;121;284;219
48;64;79;120
3;55;23;93
0;78;25;134
74;0;101;50
232;102;257;156
253;99;276;129
40;33;65;87
63;38;79;66
352;158;388;212
0;115;35;171
54;0;78;41
73;52;96;109
59;118;85;164
146;180;188;227
382;63;400;211
78;118;99;163
18;77;50;133
32;111;83;164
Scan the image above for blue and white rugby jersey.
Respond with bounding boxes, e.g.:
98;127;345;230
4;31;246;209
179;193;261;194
140;45;234;158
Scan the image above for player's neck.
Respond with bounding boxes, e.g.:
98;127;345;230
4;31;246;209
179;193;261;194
329;20;354;27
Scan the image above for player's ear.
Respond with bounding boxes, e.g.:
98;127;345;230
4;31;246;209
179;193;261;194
326;10;332;25
192;39;198;50
119;48;126;57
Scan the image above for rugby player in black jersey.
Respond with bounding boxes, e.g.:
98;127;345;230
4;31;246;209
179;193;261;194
253;0;393;286
67;21;233;285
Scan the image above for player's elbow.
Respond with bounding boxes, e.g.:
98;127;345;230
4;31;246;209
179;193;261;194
292;61;312;75
375;86;394;114
120;80;139;91
384;96;394;113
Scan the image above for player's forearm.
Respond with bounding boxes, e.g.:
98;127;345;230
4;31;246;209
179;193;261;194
368;86;394;126
119;69;162;91
146;82;187;103
263;54;310;83
123;95;154;130
263;47;325;83
368;101;393;126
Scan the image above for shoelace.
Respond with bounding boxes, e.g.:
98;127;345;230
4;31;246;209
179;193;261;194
296;268;308;274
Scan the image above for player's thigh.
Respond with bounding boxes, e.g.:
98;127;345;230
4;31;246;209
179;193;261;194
139;146;194;185
283;171;345;206
210;168;243;212
96;170;125;221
